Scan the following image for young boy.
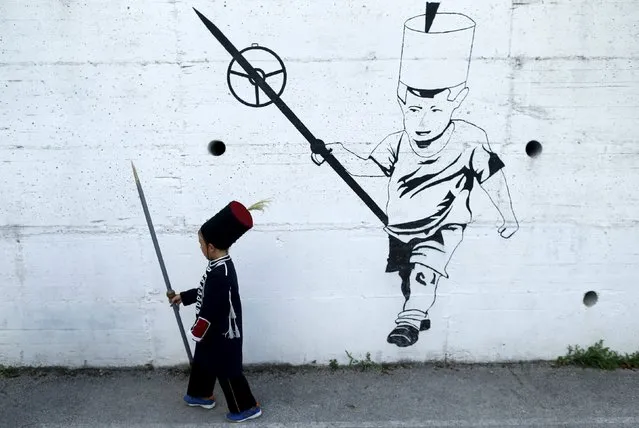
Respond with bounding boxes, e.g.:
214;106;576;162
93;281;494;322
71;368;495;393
311;10;518;347
168;200;267;423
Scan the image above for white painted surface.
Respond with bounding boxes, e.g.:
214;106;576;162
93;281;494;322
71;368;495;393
1;0;638;367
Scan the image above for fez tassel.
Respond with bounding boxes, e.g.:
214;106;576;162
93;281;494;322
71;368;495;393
192;8;388;226
131;162;194;364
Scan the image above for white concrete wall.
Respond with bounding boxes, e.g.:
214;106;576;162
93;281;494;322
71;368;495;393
1;0;638;367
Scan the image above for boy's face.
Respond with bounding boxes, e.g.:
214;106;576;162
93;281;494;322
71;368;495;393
198;232;213;260
398;87;468;147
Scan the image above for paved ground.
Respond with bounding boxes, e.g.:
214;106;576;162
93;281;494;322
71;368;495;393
1;362;638;427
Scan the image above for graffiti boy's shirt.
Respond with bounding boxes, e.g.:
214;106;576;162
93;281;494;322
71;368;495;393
369;120;505;242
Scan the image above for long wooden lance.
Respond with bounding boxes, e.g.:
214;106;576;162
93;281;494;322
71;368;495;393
193;8;389;226
131;162;193;365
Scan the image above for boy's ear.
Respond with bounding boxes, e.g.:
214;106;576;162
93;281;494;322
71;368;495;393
452;87;469;108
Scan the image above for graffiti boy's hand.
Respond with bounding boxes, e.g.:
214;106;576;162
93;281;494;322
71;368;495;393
310;138;326;153
498;218;519;239
310;139;334;165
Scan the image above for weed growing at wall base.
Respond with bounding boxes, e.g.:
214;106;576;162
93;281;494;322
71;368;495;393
344;351;394;373
0;365;20;378
346;351;377;371
555;340;639;370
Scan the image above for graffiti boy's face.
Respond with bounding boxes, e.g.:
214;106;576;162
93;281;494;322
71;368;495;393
399;87;468;147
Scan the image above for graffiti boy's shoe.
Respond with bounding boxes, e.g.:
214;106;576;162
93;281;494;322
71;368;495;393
387;317;431;347
387;324;419;347
226;405;262;423
183;394;216;409
387;308;431;347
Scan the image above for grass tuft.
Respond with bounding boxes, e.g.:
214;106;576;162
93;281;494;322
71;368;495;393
555;340;639;370
0;365;20;378
344;351;393;373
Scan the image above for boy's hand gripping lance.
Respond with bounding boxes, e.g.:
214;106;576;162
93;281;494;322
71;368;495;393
131;162;194;365
192;8;388;226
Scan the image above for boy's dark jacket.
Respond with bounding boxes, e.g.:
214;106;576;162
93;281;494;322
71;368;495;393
180;255;244;377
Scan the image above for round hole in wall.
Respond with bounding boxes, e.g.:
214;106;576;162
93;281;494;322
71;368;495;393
526;140;542;157
583;291;598;307
208;140;226;156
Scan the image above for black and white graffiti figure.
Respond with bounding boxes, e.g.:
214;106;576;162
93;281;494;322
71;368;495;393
312;5;519;347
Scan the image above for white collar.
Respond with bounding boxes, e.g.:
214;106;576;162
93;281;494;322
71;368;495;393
209;254;231;266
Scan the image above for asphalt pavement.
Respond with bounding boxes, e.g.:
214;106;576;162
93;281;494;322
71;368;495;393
1;362;638;427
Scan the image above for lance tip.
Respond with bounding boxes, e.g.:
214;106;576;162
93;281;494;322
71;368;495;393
131;161;139;181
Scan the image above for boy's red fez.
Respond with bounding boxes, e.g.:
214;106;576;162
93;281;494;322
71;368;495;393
200;201;253;249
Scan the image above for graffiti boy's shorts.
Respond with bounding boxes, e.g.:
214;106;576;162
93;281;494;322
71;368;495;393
385;224;465;278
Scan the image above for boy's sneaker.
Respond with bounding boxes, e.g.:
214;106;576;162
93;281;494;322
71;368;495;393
183;394;216;409
226;405;262;422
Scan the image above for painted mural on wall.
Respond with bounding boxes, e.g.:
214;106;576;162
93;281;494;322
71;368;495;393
194;2;519;348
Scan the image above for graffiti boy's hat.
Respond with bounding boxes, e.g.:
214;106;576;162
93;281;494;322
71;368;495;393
398;11;475;101
200;200;269;249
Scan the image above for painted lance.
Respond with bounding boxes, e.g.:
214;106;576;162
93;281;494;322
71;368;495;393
131;162;194;365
